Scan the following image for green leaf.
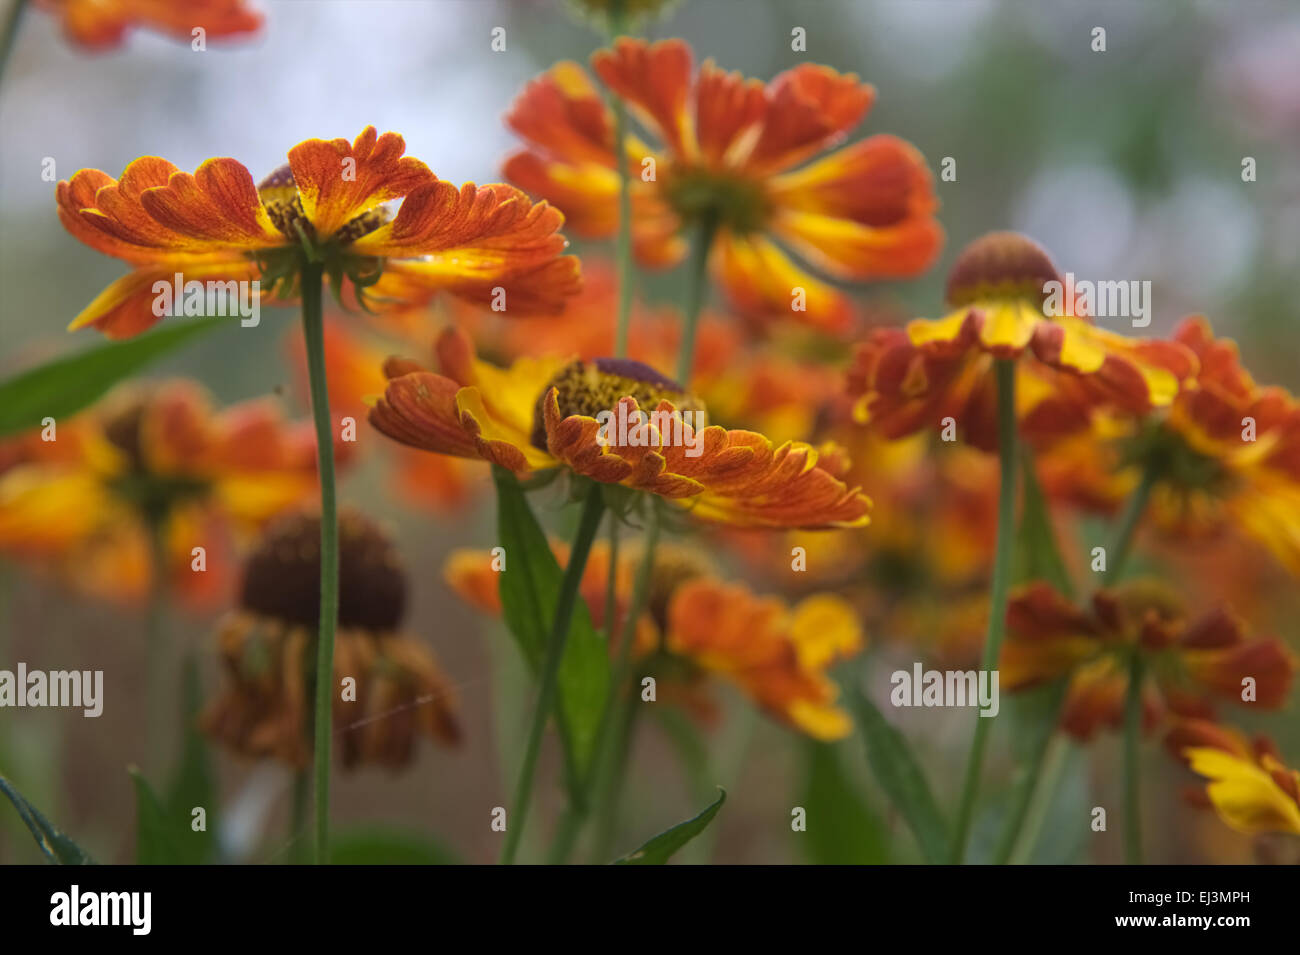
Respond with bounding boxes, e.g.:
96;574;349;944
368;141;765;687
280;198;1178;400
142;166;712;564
614;789;726;865
164;655;219;864
1014;451;1073;596
0;318;228;438
328;826;462;865
129;767;180;865
0;772;95;864
801;741;890;864
492;468;611;788
850;691;949;864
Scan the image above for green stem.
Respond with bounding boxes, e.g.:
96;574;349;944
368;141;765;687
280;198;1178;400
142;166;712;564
500;484;606;865
602;517;619;640
1123;651;1145;864
299;261;338;866
289;769;309;865
589;505;660;844
995;462;1159;863
950;358;1017;863
674;217;718;385
1104;465;1157;584
1007;733;1069;864
0;0;26;87
612;106;635;357
143;515;170;767
1111;465;1157;866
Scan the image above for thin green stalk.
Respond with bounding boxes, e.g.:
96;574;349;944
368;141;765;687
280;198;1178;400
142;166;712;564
144;516;170;766
1111;465;1157;866
1007;733;1069;864
0;0;26;86
289;769;310;865
591;696;641;862
674;217;718;385
950;358;1017;863
995;462;1159;863
299;261;338;866
548;504;660;864
602;517;620;639
1123;651;1145;864
1104;465;1157;585
500;484;606;865
611;120;634;356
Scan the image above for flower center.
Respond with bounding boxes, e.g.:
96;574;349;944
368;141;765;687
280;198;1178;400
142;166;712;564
256;164;390;246
662;165;769;234
1123;419;1234;495
944;231;1062;310
239;510;406;632
530;358;707;451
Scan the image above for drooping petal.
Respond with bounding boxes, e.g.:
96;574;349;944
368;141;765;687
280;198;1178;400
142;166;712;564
67;257;265;338
58;158;281;263
769;135;942;278
505;61;618;168
591;38;696;160
743;64;874;173
1185;747;1300;835
543;394;872;528
712;231;856;335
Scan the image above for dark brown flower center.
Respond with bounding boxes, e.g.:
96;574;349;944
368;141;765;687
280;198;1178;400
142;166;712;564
240;510;406;632
530;358;707;451
944;231;1062;309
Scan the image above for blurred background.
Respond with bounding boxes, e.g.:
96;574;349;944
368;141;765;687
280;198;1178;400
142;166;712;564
1;0;1298;864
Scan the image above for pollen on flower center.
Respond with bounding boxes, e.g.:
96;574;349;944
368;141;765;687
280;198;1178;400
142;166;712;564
529;357;708;451
944;231;1062;310
239;510;406;632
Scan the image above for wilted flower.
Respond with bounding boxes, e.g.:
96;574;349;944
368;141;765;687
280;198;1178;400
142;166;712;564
57;126;580;338
368;326;872;528
1000;580;1294;740
202;510;460;770
505;38;941;333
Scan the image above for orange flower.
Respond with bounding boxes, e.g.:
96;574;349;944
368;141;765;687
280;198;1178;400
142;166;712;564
0;380;331;606
449;259;840;444
1039;316;1300;575
1167;720;1300;836
846;232;1197;451
444;540;863;739
504;39;941;334
203;511;460;770
37;0;262;51
368;326;872;529
57;126;580;338
1001;581;1294;741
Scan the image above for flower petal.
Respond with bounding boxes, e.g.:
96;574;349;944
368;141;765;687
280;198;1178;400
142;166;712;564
288;126;434;239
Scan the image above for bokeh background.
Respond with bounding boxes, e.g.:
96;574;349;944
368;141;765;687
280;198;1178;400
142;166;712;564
1;0;1298;864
